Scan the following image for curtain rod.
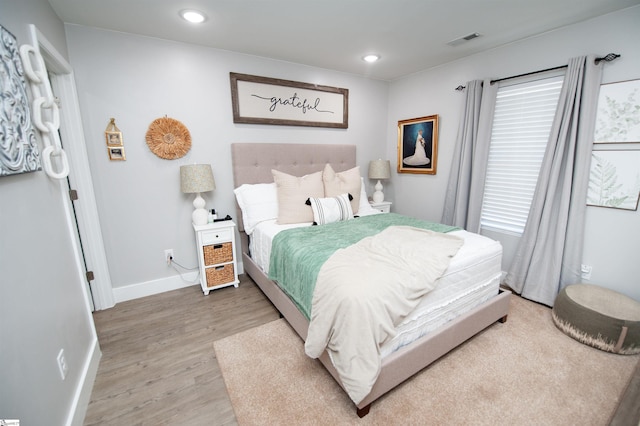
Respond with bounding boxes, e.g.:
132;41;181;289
455;53;620;91
490;64;567;85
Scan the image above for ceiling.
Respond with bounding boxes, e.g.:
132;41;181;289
47;0;640;81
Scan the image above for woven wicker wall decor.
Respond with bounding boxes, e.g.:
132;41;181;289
145;116;192;159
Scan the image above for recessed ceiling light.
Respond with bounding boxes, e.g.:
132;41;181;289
180;9;207;24
363;54;381;63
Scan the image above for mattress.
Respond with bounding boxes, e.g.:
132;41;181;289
249;218;502;358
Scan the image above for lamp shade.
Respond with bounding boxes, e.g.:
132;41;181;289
368;159;391;180
180;164;215;194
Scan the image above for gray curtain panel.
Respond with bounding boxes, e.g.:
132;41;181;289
441;79;497;232
504;56;604;307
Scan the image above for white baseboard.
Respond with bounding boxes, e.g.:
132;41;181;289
113;272;199;303
112;261;244;303
68;337;101;426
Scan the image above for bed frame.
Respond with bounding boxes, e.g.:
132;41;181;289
231;142;511;417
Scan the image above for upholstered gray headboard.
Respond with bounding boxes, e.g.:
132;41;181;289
231;143;356;236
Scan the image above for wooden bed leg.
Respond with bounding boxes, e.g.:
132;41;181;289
356;404;371;418
498;314;508;323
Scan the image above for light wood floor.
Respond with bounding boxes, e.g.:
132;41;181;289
84;275;279;425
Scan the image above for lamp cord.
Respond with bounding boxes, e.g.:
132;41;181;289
169;257;201;284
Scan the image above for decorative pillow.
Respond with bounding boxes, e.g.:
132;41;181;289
272;169;324;224
306;193;354;225
233;183;279;235
323;164;361;214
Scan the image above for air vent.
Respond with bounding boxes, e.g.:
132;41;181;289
447;32;482;46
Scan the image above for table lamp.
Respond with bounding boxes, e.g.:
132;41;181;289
180;164;215;225
368;159;391;203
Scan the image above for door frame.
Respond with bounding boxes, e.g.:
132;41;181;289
29;25;114;310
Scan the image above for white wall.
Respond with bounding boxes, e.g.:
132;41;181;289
64;25;389;299
386;6;640;301
0;0;99;424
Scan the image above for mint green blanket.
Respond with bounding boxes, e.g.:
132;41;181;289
267;213;459;320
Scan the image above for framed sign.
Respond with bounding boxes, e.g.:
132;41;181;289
230;73;348;128
108;146;126;161
105;131;123;146
397;115;438;174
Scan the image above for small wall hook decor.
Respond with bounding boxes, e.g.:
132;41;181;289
105;118;126;160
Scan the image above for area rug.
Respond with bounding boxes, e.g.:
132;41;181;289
214;295;639;425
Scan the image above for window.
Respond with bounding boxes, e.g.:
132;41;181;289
480;74;564;235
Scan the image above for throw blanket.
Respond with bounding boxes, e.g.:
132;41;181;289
304;226;464;404
268;213;459;320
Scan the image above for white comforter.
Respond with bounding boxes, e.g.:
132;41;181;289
304;226;464;404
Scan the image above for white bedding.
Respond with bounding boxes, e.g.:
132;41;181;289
306;226;465;403
249;217;502;359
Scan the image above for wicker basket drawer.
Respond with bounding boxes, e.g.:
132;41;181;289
205;264;235;287
203;242;233;266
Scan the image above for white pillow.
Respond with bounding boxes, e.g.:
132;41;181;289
272;169;324;224
233;183;279;235
322;164;361;214
307;193;354;225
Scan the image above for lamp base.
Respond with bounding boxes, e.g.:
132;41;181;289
192;193;208;226
372;180;385;203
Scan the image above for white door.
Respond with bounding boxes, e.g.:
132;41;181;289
30;25;115;310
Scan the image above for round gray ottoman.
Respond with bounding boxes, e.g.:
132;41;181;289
552;284;640;354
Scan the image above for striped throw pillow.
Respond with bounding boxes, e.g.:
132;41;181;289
306;193;354;225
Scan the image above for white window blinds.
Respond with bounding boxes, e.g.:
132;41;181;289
480;74;564;234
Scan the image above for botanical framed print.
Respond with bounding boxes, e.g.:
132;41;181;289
108;146;126;161
397;115;438;174
594;79;640;143
0;25;41;176
587;150;640;210
230;72;348;128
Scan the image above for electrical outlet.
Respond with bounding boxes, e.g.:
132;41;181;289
57;349;68;380
164;249;174;265
581;264;592;280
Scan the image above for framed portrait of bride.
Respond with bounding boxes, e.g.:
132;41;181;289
397;115;438;174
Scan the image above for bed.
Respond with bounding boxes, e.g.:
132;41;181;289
231;142;511;417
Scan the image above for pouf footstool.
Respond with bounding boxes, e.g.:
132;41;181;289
552;283;640;354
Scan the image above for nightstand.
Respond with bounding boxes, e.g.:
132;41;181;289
370;200;392;213
193;221;239;295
